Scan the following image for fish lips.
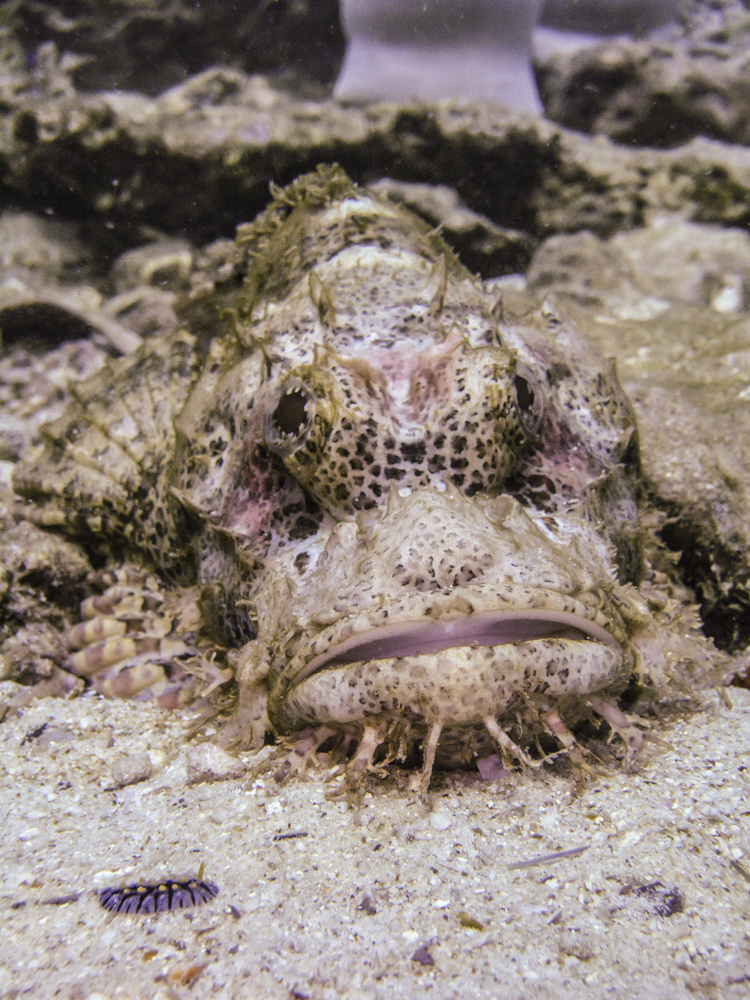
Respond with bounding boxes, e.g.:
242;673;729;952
269;605;629;729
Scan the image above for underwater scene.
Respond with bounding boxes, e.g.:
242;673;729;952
1;1;750;997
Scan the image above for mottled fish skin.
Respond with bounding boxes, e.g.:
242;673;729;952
13;331;199;581
172;168;530;572
11;166;720;785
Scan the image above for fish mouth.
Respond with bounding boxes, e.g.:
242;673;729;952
294;608;621;686
267;585;633;733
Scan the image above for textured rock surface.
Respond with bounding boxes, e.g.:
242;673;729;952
526;217;750;650
0;208;179;469
7;0;750;148
5;58;750;257
9;0;344;96
537;0;750;147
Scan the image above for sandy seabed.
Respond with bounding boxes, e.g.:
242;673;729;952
1;683;749;1000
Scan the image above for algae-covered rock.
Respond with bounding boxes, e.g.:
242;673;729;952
11;0;750;152
4;45;750;253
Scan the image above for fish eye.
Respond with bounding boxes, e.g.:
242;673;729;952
513;364;544;437
264;378;316;457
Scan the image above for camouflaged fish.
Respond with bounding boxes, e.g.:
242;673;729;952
12;166;719;792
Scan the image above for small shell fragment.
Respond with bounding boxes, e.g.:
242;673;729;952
186;743;247;784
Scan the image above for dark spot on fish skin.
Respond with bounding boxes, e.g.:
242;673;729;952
289;515;322;541
527;473;557;494
547;361;573;385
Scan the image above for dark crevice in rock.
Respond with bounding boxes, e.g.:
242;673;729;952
659;510;750;653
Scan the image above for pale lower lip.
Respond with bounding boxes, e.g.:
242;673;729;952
294;608;620;685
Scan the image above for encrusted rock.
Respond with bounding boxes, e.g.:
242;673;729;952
4;55;750;256
525;217;750;650
0;520;91;615
537;0;750;147
9;0;344;95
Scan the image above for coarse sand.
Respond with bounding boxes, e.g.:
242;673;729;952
1;683;749;999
